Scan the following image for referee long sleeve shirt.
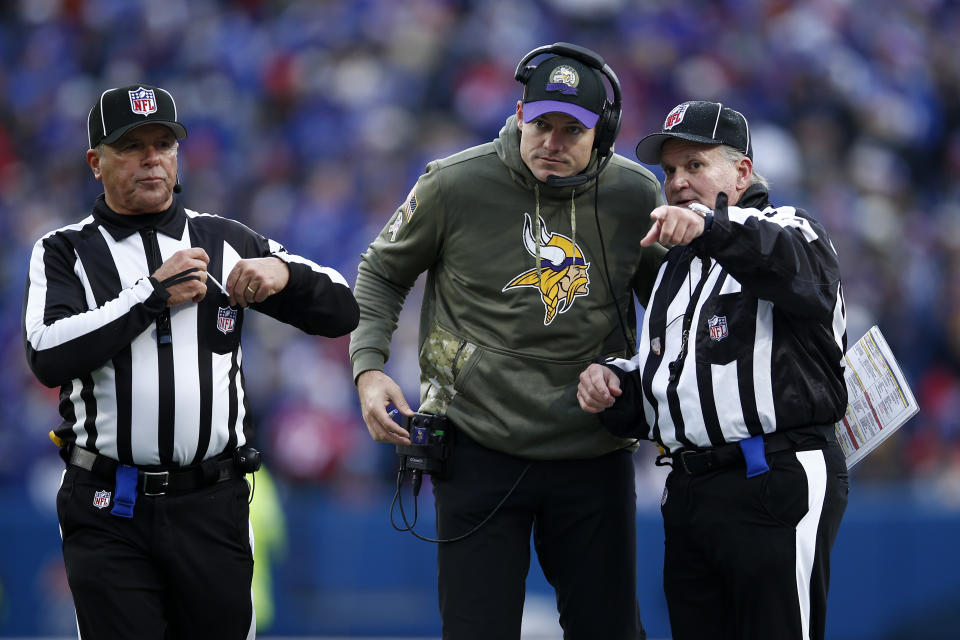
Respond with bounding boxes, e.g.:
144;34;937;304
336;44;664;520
601;185;847;453
23;195;359;467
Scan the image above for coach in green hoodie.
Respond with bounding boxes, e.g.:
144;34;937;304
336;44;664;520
350;43;664;639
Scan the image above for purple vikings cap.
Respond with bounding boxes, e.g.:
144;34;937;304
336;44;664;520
87;85;188;149
520;56;606;129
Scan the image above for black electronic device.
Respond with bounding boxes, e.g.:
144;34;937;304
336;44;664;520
389;413;532;544
234;445;262;473
395;412;452;479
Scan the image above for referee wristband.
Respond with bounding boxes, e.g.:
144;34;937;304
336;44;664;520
147;276;172;302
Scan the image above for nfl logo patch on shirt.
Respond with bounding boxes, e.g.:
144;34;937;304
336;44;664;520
708;315;728;341
93;489;111;509
128;87;158;116
217;306;237;334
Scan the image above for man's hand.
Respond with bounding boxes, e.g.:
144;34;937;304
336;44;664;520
641;205;706;248
577;363;622;413
356;370;415;444
152;248;210;307
225;256;290;307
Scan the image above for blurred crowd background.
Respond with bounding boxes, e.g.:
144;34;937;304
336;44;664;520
2;0;960;637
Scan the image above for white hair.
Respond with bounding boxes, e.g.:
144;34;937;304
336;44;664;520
719;145;769;189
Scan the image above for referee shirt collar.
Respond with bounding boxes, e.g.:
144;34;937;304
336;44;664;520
92;194;187;241
735;183;769;210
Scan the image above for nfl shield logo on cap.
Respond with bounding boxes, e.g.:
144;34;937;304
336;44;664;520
128;87;158;117
664;103;689;130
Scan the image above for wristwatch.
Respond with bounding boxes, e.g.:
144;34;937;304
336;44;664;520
687;202;714;234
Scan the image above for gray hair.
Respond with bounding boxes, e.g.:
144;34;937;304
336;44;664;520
719;145;769;189
94;136;179;156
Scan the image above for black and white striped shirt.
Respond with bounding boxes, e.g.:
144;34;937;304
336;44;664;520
23;195;359;467
603;186;847;453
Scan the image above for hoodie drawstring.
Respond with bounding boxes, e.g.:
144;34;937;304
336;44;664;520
534;183;542;285
533;184;578;287
570;188;576;270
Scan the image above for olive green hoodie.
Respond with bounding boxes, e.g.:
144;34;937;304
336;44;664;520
350;115;664;459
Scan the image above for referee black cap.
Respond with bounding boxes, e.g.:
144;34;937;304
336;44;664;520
635;100;752;164
88;85;188;149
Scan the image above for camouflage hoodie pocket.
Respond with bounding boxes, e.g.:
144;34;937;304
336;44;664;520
418;323;481;415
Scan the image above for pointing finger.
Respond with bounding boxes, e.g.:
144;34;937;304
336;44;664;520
641;219;661;247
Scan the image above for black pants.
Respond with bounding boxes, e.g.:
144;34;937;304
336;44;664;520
57;465;255;640
661;443;849;640
432;432;645;640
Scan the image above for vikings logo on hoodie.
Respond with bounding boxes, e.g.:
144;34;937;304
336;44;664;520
503;213;591;325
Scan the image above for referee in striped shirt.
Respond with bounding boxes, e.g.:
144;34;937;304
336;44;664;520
22;84;359;639
578;101;849;640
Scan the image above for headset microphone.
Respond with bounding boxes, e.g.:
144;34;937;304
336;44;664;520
173;182;182;194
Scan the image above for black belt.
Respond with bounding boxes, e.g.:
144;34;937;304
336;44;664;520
670;424;835;476
68;446;239;496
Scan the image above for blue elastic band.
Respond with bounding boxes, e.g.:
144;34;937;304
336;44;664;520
739;435;770;478
110;464;138;518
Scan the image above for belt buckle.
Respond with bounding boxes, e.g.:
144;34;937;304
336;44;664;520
141;470;170;496
678;450;696;474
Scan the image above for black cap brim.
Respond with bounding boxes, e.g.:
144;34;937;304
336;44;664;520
635;131;723;165
101;120;188;146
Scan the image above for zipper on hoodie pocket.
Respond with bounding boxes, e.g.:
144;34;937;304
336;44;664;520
451;341;467;377
451;341;483;395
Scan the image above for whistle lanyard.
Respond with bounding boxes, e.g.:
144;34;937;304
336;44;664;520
142;228;172;345
667;254;712;383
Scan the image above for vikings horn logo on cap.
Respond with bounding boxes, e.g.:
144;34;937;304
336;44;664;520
547;65;580;95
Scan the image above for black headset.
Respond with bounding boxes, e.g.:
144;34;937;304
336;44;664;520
514;42;622;187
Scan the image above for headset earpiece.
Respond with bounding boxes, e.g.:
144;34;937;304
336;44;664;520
515;65;536;85
592;99;621;159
